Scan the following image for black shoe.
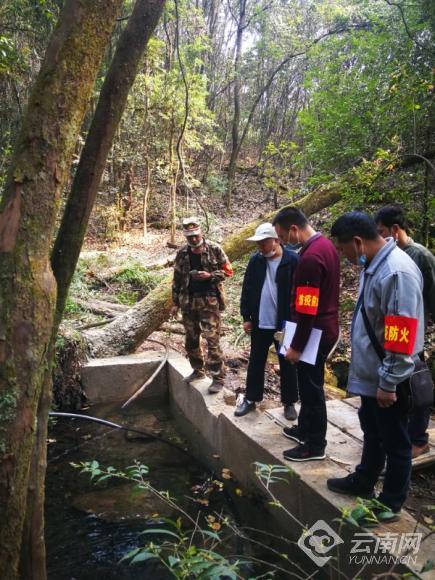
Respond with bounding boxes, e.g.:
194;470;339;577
283;444;326;462
283;404;297;421
282;426;304;444
234;399;256;417
327;473;374;499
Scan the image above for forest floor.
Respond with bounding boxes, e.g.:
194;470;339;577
68;170;434;526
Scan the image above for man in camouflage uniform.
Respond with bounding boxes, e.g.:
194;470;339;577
170;217;233;393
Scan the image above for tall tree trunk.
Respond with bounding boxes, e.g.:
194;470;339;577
84;183;342;357
51;0;166;327
143;61;152;238
143;155;152;237
226;0;246;210
0;1;123;578
169;118;179;244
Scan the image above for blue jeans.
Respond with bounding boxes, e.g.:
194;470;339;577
356;396;411;512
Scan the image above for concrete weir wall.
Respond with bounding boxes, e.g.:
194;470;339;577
82;352;434;579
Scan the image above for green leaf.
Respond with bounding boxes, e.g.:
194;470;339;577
140;528;181;540
131;551;155;564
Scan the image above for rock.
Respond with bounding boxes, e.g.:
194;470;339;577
223;388;236;405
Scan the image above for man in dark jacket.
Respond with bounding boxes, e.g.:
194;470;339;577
235;223;299;419
273;208;340;461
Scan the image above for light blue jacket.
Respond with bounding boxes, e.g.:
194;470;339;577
348;238;424;397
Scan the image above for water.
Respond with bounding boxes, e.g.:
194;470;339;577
45;402;235;579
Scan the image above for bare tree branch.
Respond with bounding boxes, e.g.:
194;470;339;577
383;0;425;49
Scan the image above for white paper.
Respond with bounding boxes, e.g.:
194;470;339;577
279;321;322;365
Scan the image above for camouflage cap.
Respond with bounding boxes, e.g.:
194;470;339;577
182;216;202;236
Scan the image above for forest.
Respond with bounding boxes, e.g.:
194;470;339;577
0;0;433;578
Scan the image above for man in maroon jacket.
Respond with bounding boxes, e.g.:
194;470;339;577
273;208;340;461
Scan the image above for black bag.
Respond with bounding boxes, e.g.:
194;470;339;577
360;300;433;411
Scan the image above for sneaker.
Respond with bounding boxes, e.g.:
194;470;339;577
184;369;206;383
412;442;430;459
208;380;224;394
283;444;326;462
283;404;297;421
282;426;304;444
234;398;256;417
327;473;374;499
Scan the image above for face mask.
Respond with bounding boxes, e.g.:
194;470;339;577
354;240;367;267
187;238;203;248
263;249;276;258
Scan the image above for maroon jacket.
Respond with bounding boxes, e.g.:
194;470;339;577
290;233;340;352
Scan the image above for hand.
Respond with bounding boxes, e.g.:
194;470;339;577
193;270;212;280
170;305;179;319
243;321;252;334
376;388;397;408
284;347;301;364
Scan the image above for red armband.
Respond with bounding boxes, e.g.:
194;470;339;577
295;286;320;315
223;261;234;277
384;315;418;355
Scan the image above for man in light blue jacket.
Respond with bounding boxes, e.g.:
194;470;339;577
328;212;424;520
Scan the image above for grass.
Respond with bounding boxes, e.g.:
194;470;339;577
111;261;165;293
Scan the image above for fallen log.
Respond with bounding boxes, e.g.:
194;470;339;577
75;297;129;317
83;184;341;357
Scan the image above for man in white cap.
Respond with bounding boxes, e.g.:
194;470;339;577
235;223;299;418
171;217;233;393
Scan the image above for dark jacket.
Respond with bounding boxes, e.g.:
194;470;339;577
240;247;299;329
402;238;435;325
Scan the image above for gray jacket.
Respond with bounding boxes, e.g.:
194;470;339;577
348;238;424;398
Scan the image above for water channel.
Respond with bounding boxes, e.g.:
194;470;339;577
45;401;308;579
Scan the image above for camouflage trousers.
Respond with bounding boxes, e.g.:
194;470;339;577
181;296;225;382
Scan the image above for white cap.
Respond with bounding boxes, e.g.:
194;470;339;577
246;222;278;242
182;216;201;236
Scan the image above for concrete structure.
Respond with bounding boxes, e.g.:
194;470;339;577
81;352;435;579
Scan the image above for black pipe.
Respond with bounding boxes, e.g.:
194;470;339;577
49;411;247;541
49;411;189;454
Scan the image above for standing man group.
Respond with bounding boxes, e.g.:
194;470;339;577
171;217;233;393
171;204;431;520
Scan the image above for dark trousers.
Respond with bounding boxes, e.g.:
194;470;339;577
356;396;411;513
408;350;431;447
408;406;430;447
246;328;298;405
297;347;328;453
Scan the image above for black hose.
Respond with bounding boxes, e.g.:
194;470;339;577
49;412;248;538
49;411;189;455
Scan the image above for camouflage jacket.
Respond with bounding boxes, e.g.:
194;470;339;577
172;240;233;311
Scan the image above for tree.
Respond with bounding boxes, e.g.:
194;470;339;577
51;0;166;328
0;1;125;577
